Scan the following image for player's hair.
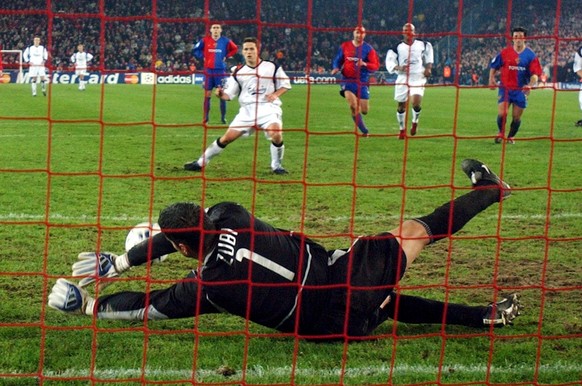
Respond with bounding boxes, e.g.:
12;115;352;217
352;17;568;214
512;26;527;36
243;37;259;48
158;202;216;254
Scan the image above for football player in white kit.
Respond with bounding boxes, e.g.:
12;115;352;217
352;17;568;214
71;44;93;90
23;36;48;97
386;23;433;139
184;37;291;175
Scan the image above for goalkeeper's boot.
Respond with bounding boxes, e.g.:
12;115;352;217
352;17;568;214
48;279;90;315
398;129;406;140
411;122;418;136
461;158;511;200
184;161;203;172
482;293;522;326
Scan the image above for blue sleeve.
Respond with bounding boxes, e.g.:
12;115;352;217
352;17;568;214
490;53;502;70
332;46;344;70
192;40;204;59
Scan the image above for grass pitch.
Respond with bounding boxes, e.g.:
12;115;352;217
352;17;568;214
0;82;580;385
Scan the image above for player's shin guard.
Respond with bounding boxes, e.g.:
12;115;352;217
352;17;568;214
413;188;501;243
197;138;226;166
270;141;285;170
220;100;226;120
412;106;421;123
352;114;369;134
508;120;521;138
203;97;211;121
496;115;505;134
397;111;405;130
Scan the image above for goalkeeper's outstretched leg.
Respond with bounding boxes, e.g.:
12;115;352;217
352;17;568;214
388;158;510;269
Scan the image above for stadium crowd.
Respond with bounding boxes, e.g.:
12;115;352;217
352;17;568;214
0;0;580;83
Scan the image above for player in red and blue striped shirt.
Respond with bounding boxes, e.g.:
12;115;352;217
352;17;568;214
332;26;380;136
489;27;542;144
193;24;238;124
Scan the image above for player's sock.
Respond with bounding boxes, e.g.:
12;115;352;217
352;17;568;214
352;114;369;134
412;106;421;123
397;111;405;131
32;82;37;95
203;97;211;122
197;137;226;166
508;119;521;138
413;188;501;243
496;115;505;134
270;141;285;170
220;100;226;121
381;294;486;327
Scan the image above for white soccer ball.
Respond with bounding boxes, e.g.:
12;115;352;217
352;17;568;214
125;222;168;262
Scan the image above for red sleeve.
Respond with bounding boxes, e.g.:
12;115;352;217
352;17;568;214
529;57;542;77
367;48;380;72
227;40;238;58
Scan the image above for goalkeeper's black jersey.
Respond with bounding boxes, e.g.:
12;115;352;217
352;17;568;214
198;202;330;333
101;202;405;337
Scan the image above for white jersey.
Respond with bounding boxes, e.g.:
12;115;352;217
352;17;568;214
224;60;291;109
385;39;433;76
574;46;582;74
71;51;94;70
24;44;48;66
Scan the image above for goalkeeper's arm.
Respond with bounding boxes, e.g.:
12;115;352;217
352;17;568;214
127;232;176;266
73;233;178;288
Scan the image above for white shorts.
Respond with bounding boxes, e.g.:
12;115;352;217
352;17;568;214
28;65;46;78
394;74;427;102
75;68;88;76
230;105;283;137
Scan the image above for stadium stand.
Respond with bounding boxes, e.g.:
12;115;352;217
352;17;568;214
0;0;580;83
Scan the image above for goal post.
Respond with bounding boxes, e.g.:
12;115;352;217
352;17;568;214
0;49;24;83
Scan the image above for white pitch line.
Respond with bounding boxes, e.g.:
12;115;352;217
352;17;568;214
5;362;580;380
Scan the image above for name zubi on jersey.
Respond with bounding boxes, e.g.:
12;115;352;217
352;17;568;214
216;228;238;265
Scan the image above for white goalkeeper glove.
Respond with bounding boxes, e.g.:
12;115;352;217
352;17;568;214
48;278;92;315
72;252;131;289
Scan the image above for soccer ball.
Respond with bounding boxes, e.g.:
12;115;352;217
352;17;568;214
125;222;168;263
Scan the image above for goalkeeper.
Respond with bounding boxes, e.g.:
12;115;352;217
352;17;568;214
49;159;521;338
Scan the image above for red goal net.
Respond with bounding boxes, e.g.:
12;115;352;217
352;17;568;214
0;0;580;385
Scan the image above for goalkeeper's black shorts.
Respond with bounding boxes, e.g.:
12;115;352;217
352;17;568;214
315;232;407;338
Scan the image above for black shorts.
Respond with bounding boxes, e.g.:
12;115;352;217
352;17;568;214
318;232;407;337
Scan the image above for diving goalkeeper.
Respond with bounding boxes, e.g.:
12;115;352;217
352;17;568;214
48;159;521;339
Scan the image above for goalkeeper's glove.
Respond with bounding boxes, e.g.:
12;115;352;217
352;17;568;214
72;252;131;289
48;278;92;315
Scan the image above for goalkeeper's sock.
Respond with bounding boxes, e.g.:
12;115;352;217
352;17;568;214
352;114;369;134
397;111;405;130
412;106;421;123
508;119;521;138
197;137;226;166
270;141;285;170
413;188;500;243
383;294;486;327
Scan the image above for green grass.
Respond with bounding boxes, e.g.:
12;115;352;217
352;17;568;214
0;82;581;385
